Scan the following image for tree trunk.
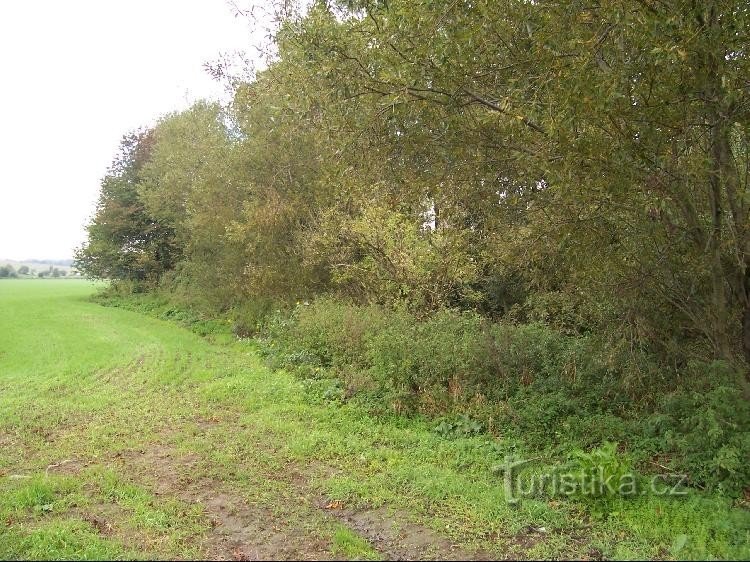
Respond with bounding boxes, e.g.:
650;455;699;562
742;302;750;365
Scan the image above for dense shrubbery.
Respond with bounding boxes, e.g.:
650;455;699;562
258;297;750;495
644;377;750;496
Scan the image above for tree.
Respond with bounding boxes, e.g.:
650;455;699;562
137;102;251;307
77;0;750;373
75;131;181;283
277;0;750;366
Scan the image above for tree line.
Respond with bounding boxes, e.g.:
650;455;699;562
79;0;749;369
77;1;749;491
0;264;70;278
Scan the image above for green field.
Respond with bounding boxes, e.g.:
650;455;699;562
0;280;747;560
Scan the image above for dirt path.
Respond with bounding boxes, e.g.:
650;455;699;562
117;439;494;560
42;423;496;561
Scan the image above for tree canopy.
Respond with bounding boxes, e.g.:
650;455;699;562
77;0;750;370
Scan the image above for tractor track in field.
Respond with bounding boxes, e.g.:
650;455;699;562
101;429;498;561
39;408;498;562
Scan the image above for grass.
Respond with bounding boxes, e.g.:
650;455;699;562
0;279;747;560
330;525;382;560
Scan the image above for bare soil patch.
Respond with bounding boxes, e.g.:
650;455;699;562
111;443;334;560
104;433;501;561
321;502;496;561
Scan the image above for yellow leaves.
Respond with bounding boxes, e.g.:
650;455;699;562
324;499;345;510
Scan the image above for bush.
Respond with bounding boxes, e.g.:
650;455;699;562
263;300;612;417
264;298;391;373
643;365;750;495
562;442;633;500
367;309;495;411
229;298;277;338
433;414;485;438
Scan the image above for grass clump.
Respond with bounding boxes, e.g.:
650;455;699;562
330;526;382;560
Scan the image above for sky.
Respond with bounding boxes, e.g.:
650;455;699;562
0;1;264;260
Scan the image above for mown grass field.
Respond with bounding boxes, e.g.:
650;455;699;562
0;280;747;560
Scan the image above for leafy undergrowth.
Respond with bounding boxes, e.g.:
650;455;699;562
1;280;748;559
259;298;750;497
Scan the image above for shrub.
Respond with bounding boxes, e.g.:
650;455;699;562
269;298;391;373
643;366;750;495
433;414;485;439
562;442;633;500
229;298;277;338
367;309;495;410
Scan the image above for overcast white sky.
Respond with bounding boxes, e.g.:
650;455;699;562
0;1;263;260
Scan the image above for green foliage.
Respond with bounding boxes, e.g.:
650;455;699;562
265;298;391;373
643;370;750;496
366;309;503;412
310;206;482;310
228;298;277;338
301;377;346;404
260;296;749;494
562;442;633;500
75;131;181;283
433;414;485;439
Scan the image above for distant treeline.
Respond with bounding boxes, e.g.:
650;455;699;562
0;263;78;278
